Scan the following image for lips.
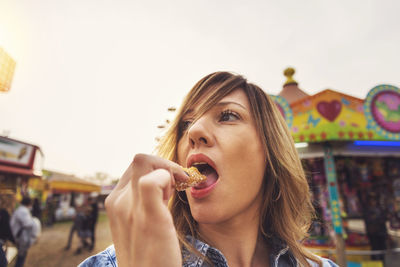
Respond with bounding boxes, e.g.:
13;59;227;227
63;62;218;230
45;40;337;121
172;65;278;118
187;154;219;198
187;154;217;171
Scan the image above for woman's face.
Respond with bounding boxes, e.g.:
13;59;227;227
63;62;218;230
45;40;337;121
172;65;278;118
177;89;266;224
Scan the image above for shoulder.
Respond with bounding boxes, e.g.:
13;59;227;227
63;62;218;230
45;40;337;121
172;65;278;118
15;206;29;216
307;255;339;267
14;206;25;213
78;245;117;267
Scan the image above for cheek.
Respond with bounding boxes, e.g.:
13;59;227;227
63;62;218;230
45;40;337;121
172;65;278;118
223;133;265;186
177;139;188;166
227;130;264;164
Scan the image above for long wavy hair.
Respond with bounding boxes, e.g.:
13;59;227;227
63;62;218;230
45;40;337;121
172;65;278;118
156;71;321;267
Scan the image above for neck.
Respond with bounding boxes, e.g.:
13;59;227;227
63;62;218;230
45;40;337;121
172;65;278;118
198;205;269;267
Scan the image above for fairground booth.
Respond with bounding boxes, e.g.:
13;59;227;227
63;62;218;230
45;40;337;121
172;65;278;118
0;136;44;214
42;170;101;222
272;68;400;266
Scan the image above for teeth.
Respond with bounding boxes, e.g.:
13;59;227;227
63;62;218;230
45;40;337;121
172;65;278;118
192;162;208;166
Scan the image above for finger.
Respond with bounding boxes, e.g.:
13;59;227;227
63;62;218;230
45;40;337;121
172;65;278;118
138;169;174;213
112;154;189;197
129;154;189;189
113;154;154;192
133;154;188;182
113;162;135;191
106;180;134;218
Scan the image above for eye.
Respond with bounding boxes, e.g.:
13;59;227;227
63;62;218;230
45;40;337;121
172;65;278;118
179;119;193;132
219;109;240;122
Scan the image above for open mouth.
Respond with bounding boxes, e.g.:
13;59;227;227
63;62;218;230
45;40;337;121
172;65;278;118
191;162;219;189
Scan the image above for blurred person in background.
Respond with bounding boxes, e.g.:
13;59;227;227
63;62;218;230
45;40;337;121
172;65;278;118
65;204;87;252
44;196;57;226
10;196;40;267
75;205;93;255
364;194;388;261
64;207;80;251
66;203;95;254
31;198;42;224
88;196;99;251
0;207;15;267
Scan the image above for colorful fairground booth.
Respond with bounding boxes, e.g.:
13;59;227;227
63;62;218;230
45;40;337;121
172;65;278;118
0;49;45;214
42;170;101;222
272;68;400;266
0;136;44;214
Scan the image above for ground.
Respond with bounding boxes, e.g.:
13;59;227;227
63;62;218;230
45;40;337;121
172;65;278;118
6;215;400;266
9;211;112;267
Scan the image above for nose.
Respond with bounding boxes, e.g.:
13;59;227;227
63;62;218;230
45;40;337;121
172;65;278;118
187;117;214;148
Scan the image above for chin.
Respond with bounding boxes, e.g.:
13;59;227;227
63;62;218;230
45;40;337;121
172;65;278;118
193;214;221;225
190;204;227;224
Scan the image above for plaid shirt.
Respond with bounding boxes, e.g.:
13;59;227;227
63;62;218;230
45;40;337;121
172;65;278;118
78;236;337;267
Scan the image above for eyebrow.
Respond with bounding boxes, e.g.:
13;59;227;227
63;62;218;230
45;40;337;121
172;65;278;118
183;101;247;117
215;101;247;110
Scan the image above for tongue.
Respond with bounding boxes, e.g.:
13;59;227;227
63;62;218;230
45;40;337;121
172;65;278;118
194;168;218;189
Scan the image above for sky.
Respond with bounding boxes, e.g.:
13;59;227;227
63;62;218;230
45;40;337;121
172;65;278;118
0;0;399;180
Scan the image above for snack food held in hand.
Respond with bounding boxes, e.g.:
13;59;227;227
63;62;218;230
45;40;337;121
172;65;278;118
176;167;207;191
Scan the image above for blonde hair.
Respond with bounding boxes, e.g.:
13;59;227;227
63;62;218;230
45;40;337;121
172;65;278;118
157;71;321;267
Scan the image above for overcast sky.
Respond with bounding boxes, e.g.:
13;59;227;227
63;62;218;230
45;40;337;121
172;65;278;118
0;0;399;180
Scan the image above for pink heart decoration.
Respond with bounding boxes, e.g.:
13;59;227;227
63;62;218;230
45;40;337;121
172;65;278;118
317;100;342;122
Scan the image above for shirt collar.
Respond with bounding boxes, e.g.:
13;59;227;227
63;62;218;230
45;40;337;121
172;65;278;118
183;235;292;267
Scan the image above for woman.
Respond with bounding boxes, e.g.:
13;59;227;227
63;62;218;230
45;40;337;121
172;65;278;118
80;72;337;266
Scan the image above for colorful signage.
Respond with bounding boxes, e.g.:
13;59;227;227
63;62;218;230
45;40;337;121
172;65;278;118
0;137;35;167
284;84;400;142
270;95;293;128
364;84;400;140
290;89;369;142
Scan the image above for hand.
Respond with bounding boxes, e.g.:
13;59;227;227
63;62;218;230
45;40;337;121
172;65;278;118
105;154;188;267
